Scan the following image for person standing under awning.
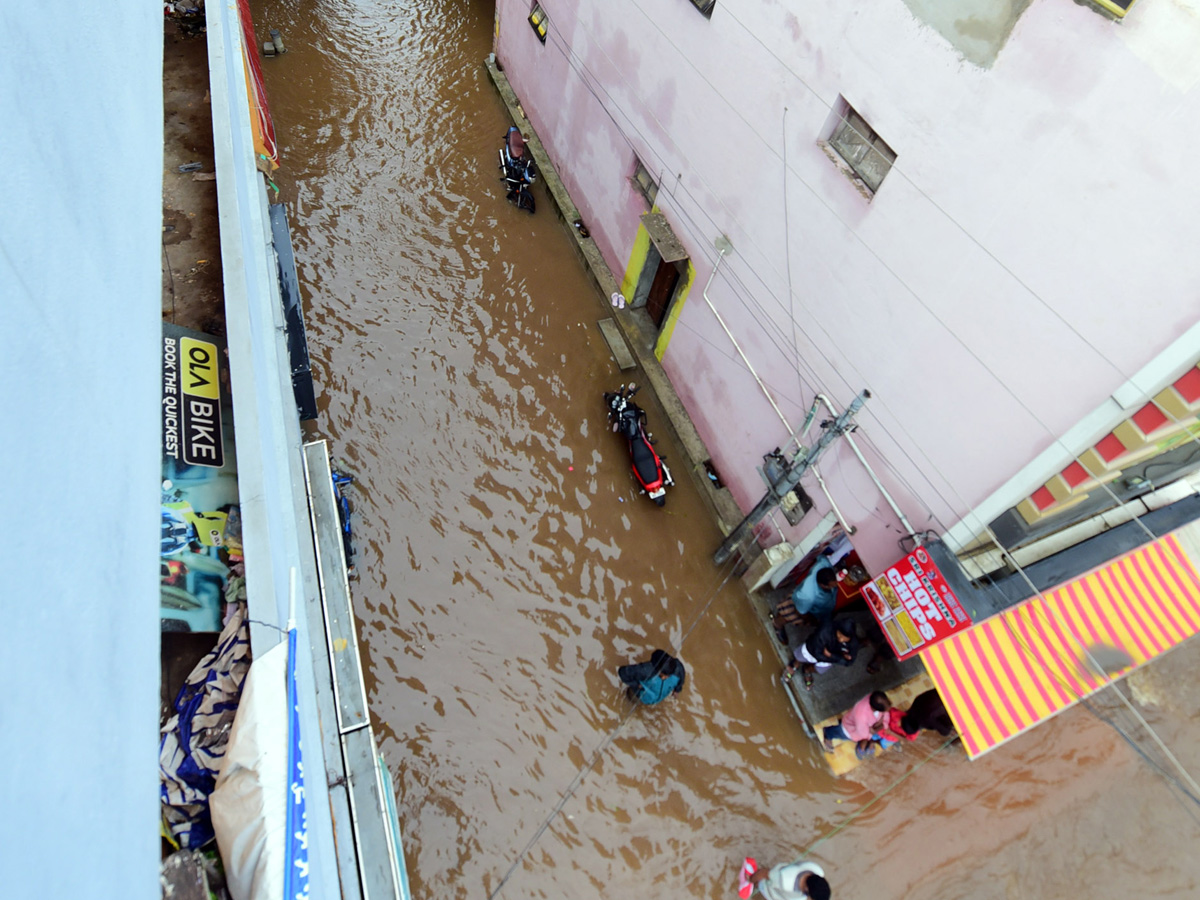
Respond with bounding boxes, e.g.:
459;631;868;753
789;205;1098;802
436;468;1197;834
771;556;839;639
784;617;860;690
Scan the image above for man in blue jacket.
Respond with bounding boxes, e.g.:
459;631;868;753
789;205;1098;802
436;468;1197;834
790;557;839;623
618;649;686;705
771;557;840;643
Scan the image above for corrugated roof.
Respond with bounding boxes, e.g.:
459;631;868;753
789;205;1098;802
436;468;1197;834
921;532;1200;759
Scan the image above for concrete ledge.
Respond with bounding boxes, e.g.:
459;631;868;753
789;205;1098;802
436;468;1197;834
597;318;636;370
485;55;745;543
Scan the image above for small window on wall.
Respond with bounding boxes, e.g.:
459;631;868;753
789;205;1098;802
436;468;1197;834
824;99;896;196
688;0;716;17
1088;0;1137;17
632;160;658;207
529;3;548;43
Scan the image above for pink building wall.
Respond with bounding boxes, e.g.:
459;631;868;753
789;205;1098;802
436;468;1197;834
494;0;1200;571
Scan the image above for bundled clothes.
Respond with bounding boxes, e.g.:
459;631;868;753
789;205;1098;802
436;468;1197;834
160;597;251;848
618;649;686;705
876;707;919;745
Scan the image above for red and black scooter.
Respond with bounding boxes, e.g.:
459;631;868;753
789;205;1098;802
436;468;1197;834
604;383;674;506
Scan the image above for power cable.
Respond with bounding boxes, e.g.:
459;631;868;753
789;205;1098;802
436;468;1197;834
1080;687;1200;813
537;16;852;415
780;105;808;406
848;400;1200;805
537;17;801;303
807;364;1200;801
678;131;1200;566
527;0;1200;810
787;504;1200;871
713;1;1180;394
538;1;1200;522
603;0;1173;404
844;394;1200;810
985;526;1200;800
488;557;742;900
798;734;960;860
700;282;1200;825
619;94;1198;802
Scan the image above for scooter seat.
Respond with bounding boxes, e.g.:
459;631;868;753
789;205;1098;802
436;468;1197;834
631;435;661;487
508;130;526;158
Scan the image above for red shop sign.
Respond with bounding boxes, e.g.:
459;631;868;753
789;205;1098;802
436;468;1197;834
861;546;972;661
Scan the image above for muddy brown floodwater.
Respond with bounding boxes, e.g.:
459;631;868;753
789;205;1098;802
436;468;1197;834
251;1;1200;897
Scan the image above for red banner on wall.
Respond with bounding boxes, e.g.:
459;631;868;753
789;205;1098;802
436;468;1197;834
861;546;972;660
237;0;279;169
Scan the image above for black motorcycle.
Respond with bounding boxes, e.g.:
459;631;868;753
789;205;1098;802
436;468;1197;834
604;383;674;506
499;125;536;213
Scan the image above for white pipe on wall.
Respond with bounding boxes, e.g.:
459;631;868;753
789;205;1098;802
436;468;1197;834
814;393;922;546
702;238;851;532
702;242;793;436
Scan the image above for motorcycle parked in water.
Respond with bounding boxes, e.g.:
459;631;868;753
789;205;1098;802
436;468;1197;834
604;383;674;506
498;125;537;213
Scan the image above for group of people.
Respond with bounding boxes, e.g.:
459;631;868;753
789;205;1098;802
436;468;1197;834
772;551;956;760
614;648;953;898
611;547;957;900
775;551;896;689
820;687;954;759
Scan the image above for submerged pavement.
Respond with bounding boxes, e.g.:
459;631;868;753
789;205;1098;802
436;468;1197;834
249;0;1200;897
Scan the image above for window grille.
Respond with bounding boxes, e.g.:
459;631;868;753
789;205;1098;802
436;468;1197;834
632;160;658;206
528;3;548;43
828;106;896;195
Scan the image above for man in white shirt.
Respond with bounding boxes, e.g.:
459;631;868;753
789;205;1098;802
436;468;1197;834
748;860;830;900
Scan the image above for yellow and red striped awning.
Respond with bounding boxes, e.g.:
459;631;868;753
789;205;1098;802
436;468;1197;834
921;532;1200;759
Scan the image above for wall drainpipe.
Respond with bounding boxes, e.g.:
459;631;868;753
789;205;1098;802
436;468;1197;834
814;393;922;547
703;237;853;532
703;237;792;435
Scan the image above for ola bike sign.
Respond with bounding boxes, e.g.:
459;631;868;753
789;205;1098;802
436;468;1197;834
163;328;226;468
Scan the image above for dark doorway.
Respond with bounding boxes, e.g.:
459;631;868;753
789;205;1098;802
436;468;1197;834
634;212;689;330
645;257;681;328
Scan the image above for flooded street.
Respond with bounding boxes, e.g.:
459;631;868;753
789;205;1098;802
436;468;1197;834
251;1;1200;897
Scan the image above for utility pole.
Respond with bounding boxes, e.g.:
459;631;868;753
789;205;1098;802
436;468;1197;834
713;390;871;566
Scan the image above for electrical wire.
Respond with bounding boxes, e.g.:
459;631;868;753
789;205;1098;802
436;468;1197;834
554;0;1200;573
585;0;1173;410
488;557;742;900
798;734;961;860
522;0;1200;830
780;105;808;406
536;16;838;415
536;1;1200;531
844;400;1200;806
542;17;1200;724
980;524;1200;801
541;6;1197;668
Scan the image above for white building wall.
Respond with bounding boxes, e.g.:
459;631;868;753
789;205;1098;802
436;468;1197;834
498;0;1200;570
0;7;163;899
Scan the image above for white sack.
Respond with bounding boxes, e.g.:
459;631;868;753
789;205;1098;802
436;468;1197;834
210;640;288;900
